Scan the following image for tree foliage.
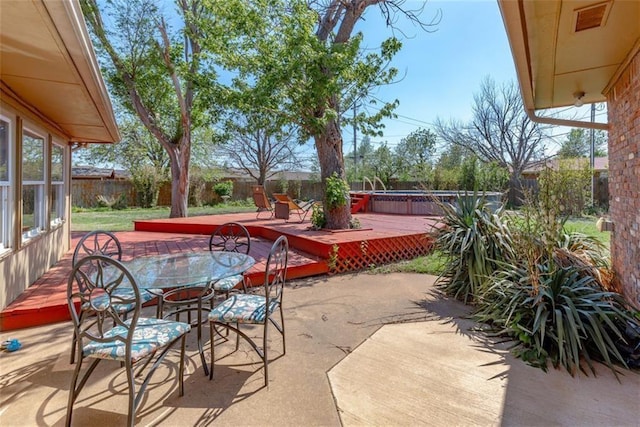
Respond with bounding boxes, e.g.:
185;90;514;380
81;0;222;217
395;128;437;181
557;128;607;158
203;0;438;228
435;77;549;200
219;112;304;185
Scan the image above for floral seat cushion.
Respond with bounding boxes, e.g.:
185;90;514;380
212;275;243;292
82;318;191;362
208;294;279;324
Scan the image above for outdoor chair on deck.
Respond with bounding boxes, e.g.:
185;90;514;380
272;193;316;222
208;235;288;387
69;230;162;364
252;185;274;219
66;255;190;427
159;222;252;376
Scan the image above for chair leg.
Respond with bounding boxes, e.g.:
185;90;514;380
179;335;186;396
235;322;240;350
65;357;82;426
280;304;286;355
126;359;136;427
66;358;101;427
209;321;216;380
263;320;269;387
197;297;209;377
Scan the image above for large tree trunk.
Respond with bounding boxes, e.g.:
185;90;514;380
168;136;191;218
508;171;523;207
315;118;351;229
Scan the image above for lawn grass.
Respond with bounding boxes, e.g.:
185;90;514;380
564;216;611;247
71;203;255;232
371;216;611;276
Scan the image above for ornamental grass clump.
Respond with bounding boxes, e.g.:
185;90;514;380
474;260;636;377
433;192;515;304
431;185;640;376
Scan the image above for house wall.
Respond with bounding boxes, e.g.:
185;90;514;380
0;99;72;310
605;49;640;309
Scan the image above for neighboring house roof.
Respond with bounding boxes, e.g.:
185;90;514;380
72;166;129;180
0;0;119;144
522;157;608;175
224;168;314;182
498;1;639;120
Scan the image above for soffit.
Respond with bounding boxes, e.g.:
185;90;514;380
499;0;640;110
0;0;119;143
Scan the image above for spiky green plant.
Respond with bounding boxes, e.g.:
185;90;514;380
433;193;514;304
475;261;637;377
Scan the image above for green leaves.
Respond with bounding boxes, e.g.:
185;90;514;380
325;172;350;210
435;191;639;376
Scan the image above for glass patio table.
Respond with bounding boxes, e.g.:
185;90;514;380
121;251;255;376
119;251;255;290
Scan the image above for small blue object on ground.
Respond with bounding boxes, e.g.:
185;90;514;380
1;338;22;352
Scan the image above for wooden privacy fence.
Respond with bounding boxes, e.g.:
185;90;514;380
72;179;325;208
72;176;609;209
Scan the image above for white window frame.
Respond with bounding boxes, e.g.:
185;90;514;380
21;128;47;242
0;114;13;254
50;141;65;228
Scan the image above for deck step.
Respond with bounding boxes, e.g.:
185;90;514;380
350;193;370;214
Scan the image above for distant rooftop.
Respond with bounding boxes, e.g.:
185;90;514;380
522;157;608;174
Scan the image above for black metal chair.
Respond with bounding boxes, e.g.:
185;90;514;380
66;255;190;427
208;235;288;387
159;222;252;376
69;230;162;363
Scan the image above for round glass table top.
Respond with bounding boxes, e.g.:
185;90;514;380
120;251;255;289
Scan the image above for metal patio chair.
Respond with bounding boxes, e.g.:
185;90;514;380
208;235;288;387
66;255;190;427
70;230;162;364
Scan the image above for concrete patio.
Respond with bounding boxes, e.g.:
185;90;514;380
0;272;638;426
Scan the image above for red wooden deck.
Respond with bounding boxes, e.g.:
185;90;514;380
0;212;439;331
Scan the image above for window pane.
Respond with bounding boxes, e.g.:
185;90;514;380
0;118;10;250
22;184;36;231
22;131;45;239
0;119;8;181
22;132;44;181
51;144;65;226
51;145;63;181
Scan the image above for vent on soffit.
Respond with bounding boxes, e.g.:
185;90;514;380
574;1;611;32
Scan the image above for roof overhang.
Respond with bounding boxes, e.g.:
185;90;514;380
0;0;119;143
497;0;640;130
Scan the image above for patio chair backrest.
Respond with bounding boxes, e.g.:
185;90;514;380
73;230;122;266
263;235;288;306
68;255;140;347
209;222;251;254
252;186;271;209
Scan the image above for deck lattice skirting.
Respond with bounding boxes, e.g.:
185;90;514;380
329;234;433;274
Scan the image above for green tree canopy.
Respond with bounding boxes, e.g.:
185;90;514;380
557;128;607;158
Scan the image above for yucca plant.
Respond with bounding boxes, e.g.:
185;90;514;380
433;193;514;304
475;261;638;377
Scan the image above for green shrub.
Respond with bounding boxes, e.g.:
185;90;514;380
475;261;636;376
310;204;326;230
131;165;161;208
213;180;233;198
95;193;128;210
433;193;514;304
325;172;350;210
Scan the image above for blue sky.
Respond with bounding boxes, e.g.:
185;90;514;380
350;0;517;150
324;0;607;164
